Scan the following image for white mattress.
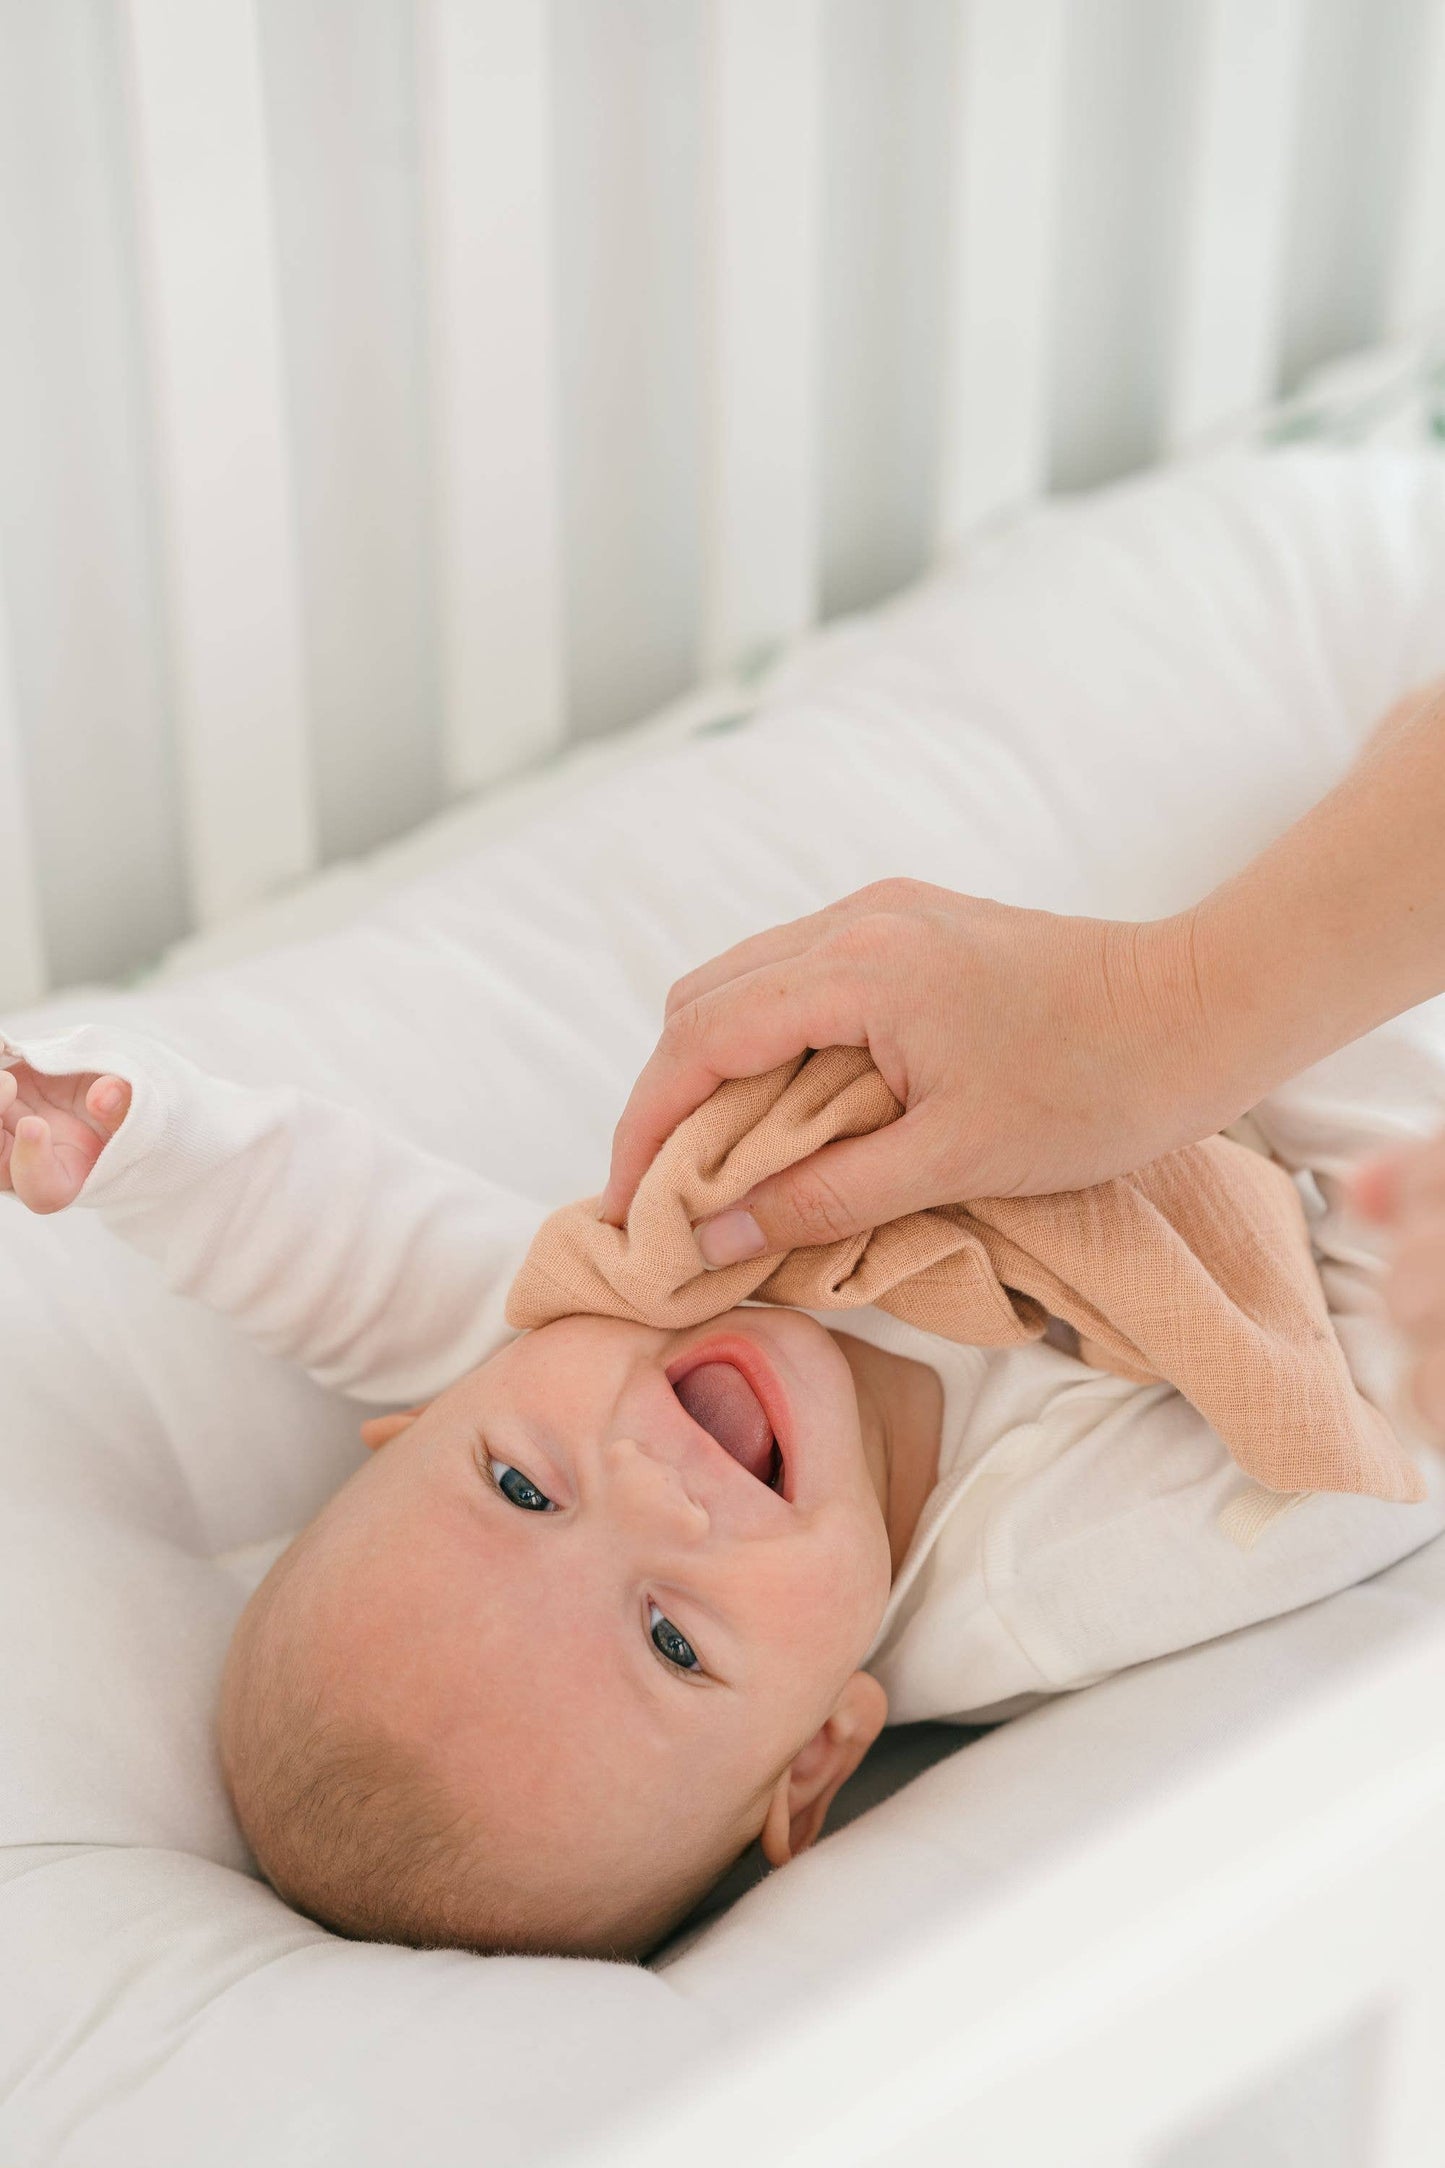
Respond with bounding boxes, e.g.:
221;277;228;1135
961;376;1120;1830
6;447;1445;2168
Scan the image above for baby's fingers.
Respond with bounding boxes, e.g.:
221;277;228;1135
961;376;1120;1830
9;1115;80;1214
1349;1152;1404;1224
84;1074;131;1135
0;1072;18;1193
1354;1134;1445;1226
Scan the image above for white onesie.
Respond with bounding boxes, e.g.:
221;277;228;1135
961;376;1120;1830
3;1006;1442;1730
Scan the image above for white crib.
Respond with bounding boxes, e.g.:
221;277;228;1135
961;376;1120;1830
6;0;1445;1007
5;6;1445;2164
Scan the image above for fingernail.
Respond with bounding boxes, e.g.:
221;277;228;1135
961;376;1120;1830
94;1081;124;1117
696;1210;766;1269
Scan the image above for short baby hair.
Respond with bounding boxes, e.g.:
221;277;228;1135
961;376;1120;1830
218;1535;762;1960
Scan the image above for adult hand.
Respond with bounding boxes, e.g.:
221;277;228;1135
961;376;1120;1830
1352;1132;1445;1440
598;879;1238;1262
602;682;1445;1267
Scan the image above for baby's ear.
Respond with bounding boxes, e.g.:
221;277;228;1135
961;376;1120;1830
759;1670;888;1866
359;1404;431;1453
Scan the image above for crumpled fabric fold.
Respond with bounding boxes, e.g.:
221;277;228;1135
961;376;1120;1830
509;1045;1421;1501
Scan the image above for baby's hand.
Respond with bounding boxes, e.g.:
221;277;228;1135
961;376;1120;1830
1353;1131;1445;1440
0;1065;132;1214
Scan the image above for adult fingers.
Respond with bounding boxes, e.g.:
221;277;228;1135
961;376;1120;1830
663;884;927;1019
663;906;842;1020
598;954;870;1226
695;1112;949;1263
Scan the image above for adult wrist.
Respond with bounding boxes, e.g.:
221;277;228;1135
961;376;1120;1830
1168;876;1338;1131
1127;906;1277;1145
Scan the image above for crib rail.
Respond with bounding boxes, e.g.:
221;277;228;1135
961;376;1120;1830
2;0;1444;1003
1162;0;1307;452
422;0;566;795
127;0;319;927
702;0;822;675
610;1618;1445;2168
935;0;1067;547
0;590;44;1010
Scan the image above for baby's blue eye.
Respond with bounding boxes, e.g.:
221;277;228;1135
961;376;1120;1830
649;1601;698;1671
489;1459;554;1512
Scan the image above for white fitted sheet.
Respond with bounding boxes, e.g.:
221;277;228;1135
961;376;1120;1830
5;448;1445;2168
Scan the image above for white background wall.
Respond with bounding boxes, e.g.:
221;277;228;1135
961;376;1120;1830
1;0;1442;996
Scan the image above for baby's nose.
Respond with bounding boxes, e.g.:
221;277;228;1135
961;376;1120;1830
603;1435;710;1540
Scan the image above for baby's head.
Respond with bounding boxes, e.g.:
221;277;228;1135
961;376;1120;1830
220;1310;895;1959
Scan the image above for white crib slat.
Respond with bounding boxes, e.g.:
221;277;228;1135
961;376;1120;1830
701;0;822;678
421;0;564;795
1385;0;1445;337
0;586;46;1010
935;0;1067;552
123;0;316;927
1163;0;1307;450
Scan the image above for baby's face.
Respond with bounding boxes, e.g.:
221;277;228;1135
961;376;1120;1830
260;1307;895;1944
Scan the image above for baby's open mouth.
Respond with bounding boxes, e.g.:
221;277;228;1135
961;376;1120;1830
672;1361;784;1490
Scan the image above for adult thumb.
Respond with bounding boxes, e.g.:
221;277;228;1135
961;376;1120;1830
694;1118;943;1265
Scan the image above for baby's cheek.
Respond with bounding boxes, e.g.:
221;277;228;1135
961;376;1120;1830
788;1511;891;1653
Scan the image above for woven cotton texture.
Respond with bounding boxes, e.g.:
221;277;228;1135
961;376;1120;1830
509;1046;1421;1502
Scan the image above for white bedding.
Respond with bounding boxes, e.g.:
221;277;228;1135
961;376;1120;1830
5;448;1445;2168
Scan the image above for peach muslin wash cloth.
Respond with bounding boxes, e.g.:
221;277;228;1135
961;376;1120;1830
507;1045;1422;1502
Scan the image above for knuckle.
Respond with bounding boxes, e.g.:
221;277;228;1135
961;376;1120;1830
663;972;699;1020
826;912;900;970
781;1163;856;1246
660;996;706;1050
854;875;927;911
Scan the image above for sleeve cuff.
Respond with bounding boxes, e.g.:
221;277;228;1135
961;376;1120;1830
0;1023;205;1210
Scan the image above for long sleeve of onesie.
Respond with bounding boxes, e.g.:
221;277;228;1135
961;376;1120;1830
0;1022;546;1406
863;998;1445;1726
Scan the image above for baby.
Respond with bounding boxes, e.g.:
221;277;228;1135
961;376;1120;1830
225;1309;918;1961
2;1016;1440;1960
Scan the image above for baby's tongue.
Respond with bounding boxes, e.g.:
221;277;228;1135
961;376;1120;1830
673;1362;775;1483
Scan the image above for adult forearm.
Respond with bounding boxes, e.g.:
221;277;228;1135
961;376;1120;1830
600;683;1445;1242
1188;682;1445;1107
